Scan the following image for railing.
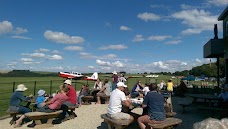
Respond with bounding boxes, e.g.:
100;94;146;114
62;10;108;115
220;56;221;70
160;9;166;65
0;80;84;116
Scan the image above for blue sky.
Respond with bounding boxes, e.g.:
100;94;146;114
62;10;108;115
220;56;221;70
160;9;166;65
0;0;228;73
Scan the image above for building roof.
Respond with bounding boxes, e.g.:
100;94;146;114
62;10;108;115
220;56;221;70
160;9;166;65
218;6;228;21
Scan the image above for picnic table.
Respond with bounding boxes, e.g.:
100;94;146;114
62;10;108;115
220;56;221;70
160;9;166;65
188;94;223;107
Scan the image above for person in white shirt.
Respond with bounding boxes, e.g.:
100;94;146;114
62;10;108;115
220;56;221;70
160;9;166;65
118;74;127;84
107;82;134;122
142;83;150;96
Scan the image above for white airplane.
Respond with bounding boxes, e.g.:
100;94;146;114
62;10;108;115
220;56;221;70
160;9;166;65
59;71;98;81
146;75;159;78
59;71;83;79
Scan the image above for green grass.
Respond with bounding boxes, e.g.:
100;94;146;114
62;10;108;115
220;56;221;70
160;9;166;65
0;74;218;116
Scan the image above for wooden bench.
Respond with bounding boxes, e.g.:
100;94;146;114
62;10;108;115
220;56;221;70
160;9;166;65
100;95;110;104
67;105;79;119
148;118;182;129
166;112;176;118
81;96;94;105
25;110;63;128
100;114;132;129
197;105;228;118
178;100;193;113
5;109;22;125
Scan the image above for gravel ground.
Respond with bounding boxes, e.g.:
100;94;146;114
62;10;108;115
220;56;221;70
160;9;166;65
0;96;214;129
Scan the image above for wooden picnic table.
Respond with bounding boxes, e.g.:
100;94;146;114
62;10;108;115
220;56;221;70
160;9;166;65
188;94;223;107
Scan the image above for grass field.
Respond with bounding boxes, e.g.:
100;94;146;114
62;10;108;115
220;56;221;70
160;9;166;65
0;74;217;116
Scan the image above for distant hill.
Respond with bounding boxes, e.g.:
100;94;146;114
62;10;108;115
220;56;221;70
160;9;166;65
0;70;58;77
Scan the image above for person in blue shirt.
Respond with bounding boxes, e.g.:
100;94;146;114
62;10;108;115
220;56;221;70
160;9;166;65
137;83;166;129
36;89;49;108
9;84;32;128
131;80;144;98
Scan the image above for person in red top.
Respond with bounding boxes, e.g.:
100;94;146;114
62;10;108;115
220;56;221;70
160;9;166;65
38;84;69;112
63;79;77;106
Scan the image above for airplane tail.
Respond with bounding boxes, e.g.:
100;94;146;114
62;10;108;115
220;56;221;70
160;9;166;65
91;72;98;80
85;72;98;80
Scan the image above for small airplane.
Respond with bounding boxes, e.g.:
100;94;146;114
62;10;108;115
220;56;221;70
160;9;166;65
59;71;83;79
59;71;98;81
145;75;159;78
84;72;98;81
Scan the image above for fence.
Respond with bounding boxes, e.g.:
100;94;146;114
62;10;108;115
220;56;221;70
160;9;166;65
0;77;219;116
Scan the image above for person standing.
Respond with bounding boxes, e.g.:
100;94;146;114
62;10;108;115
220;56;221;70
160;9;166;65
167;79;174;95
107;82;134;123
118;74;127;84
112;71;119;91
138;83;166;129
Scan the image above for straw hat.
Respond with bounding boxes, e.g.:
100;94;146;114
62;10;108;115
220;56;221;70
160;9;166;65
15;84;28;91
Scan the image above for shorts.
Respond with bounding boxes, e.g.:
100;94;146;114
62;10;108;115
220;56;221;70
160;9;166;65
107;112;130;120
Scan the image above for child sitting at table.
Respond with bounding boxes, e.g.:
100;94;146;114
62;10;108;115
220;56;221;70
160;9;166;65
77;84;90;105
36;89;49;108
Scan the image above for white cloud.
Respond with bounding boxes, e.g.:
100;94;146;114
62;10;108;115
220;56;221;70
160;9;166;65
99;44;128;50
30;53;46;58
132;34;144;42
20;58;33;62
148;35;172;41
88;66;95;69
35;48;50;53
208;0;228;6
96;59;125;68
52;50;61;54
11;36;31;39
47;55;63;60
120;26;131;31
96;59;111;66
64;46;84;51
164;40;181;45
44;30;85;44
0;21;13;35
14;27;28;34
137;12;161;21
171;9;221;35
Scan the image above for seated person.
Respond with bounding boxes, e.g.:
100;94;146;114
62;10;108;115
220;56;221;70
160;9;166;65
38;84;69;112
91;78;103;101
219;85;228;102
96;78;111;104
9;84;33;128
63;79;77;106
138;83;166;129
36;89;49;108
131;80;144;98
142;83;150;96
107;82;134;122
77;84;90;105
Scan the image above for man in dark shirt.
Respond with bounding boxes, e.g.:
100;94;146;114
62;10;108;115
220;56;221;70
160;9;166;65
10;84;32;127
137;83;166;129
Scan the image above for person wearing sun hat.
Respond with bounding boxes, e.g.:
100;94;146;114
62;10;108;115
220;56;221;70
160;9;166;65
36;89;49;108
63;79;77;106
9;84;32;127
107;82;134;123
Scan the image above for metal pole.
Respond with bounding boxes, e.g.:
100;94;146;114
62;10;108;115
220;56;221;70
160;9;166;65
13;82;15;92
34;81;36;95
50;80;52;95
217;58;220;87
